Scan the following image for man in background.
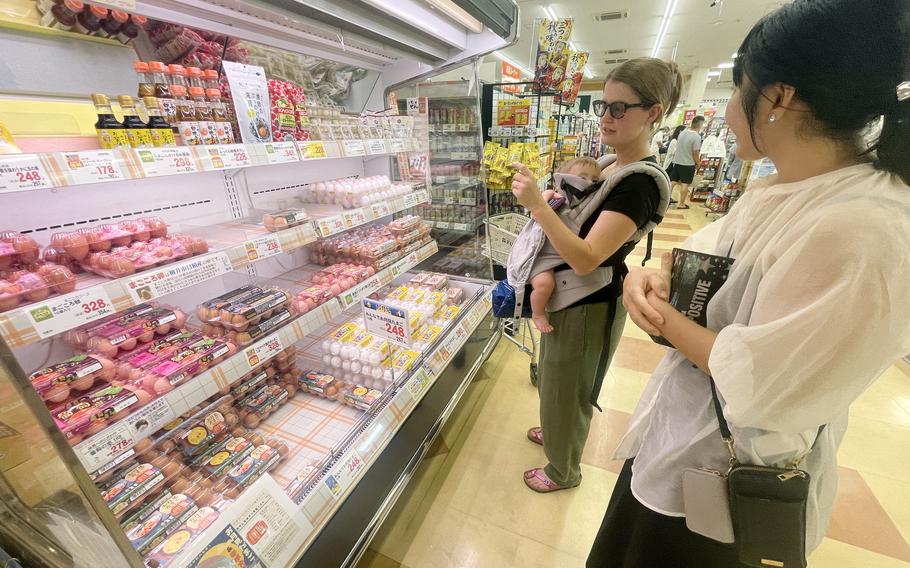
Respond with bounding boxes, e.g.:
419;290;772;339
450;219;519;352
667;115;705;210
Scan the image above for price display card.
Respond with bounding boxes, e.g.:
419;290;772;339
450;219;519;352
58;150;126;185
262;141;299;164
370;202;391;218
324;450;366;499
242;234;283;263
362;299;411;348
244;333;283;369
339;274;383;309
342;140;366;157
136;147;198;177
26;287;117;339
403;193;422;208
0;154;54;193
390;139;407;153
366;139;387;155
406;368;432;401
298;141;326;159
342;208;366;228
181;476;311;568
316;215;345;237
124;252;231;303
202;144;252;170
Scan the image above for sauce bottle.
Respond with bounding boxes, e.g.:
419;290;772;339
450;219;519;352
206;88;231;144
143;97;176;148
167;64;189;93
134;61;155;99
118;95;153;148
187;67;205;91
39;0;83;30
117;14;146;45
204;70;240;142
98;9;128;38
189;87;215;145
91;93;129;149
73;4;107;35
148;61;177;130
36;0;60;16
172;85;200;146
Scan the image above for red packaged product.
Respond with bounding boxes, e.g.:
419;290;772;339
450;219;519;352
0;231;39;268
137;336;235;394
268;79;297;142
85;306;187;357
50;384;140;443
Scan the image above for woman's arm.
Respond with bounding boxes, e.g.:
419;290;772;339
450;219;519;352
511;163;637;276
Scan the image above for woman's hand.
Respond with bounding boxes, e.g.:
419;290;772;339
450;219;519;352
511;162;546;214
623;253;672;335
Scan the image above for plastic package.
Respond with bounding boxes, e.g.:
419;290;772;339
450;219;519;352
196;285;262;322
50;384;140;444
124;492;197;554
0;264;76;312
144;505;219;567
0;231;39;268
136;336;235;393
224;307;294;346
29;353;116;403
113;330;202;383
292;285;336;314
216;288;292;330
301;176;412;209
82;305;188;357
101;462;165;517
341;384;382;411
262;208;309;232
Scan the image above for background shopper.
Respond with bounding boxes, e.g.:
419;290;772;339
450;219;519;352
587;0;910;565
662;124;686;169
667;115;705;209
510;57;681;493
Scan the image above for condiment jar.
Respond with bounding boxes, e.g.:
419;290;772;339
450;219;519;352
73;4;107;35
117;14;146;45
98;9;128;38
39;0;83;30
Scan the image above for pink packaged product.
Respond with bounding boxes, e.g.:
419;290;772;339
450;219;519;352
293;285;336;314
0;264;76;312
50;384;140;444
154;28;204;62
126;492;198;555
80;234;208;279
268;79;299;142
311;263;374;290
113;330;203;383
0;231;39;269
29;353;116;404
136;337;236;394
64;304;157;350
84;306;188;358
388;215;422;235
446;286;465;305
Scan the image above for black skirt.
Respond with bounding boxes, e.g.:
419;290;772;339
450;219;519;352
587;459;747;568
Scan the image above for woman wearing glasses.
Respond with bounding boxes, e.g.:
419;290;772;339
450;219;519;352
587;0;910;566
511;57;682;492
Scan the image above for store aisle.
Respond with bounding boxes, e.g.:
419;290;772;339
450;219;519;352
357;208;910;568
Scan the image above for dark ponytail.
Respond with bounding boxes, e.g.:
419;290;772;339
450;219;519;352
733;0;910;185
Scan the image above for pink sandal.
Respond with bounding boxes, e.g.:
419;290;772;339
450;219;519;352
526;427;543;446
523;468;579;493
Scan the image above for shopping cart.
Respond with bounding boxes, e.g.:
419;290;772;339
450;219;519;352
483;213;541;386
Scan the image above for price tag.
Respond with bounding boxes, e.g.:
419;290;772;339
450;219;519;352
459;198;475;206
442;123;456;132
299;141;327;159
0;154;53;192
362;298;411;348
244;333;283;369
406;97;421;115
366;139;387;155
316;215;345;237
204;144;252;170
436;221;452;230
414;189;429;204
390;139;406;153
406;369;431;401
338;274;382;308
26;287;116;339
60;150;125;185
324;450;365;499
403;193;420;209
263;141;299;164
136;147;197;177
342;209;366;228
75;421;132;473
342;140;366;157
242;234;283;262
124;252;231;303
370;202;391;218
454;223;469;232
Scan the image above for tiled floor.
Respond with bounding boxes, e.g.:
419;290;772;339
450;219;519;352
357;206;910;568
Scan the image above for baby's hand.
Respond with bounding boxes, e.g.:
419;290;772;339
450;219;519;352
541;190;557;202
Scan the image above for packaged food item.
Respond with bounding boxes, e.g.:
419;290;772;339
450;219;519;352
226;307;294;346
198;435;254;477
101;462;165;517
29;353;115;403
341;384;382;411
118;96;153;149
85;306;186;358
120;489;173;535
197;285;262;322
230;368;269;399
262;208;309;232
268;79;298;142
0;120;21;154
222;61;272;143
225;443;281;488
218;288;291;330
238;384;288;426
114;330;201;382
285;461;321;503
138;337;235;393
125;492;197;554
39;0;83;31
446;286;465;305
144;505;219;567
177;409;229;457
50;384;140;443
292;285;335;314
117;14;146;45
298;370;340;398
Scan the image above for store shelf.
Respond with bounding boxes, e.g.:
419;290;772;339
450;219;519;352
430;151;479;161
69;240;439;477
429;123;478;134
0;139;416;194
310;189;429;238
432;197;478;206
427;216;484;234
431;175;479;185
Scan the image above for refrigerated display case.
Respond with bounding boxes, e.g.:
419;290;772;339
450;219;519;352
0;0;515;565
387;71;492;280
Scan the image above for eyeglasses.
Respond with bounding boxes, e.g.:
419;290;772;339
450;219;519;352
592;100;653;119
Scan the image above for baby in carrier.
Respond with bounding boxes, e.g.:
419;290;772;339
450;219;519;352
529;156;601;333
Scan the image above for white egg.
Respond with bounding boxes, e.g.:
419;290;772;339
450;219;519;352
371;367;383;379
342;360;351;371
347;346;361;360
322;354;333;366
368;352;382;366
331;356;342;368
350;361;362;374
321;340;332;352
330;342;341;355
384;370;393;382
360;352;371;364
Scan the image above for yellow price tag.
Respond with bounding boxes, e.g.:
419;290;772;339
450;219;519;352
303;141;327;159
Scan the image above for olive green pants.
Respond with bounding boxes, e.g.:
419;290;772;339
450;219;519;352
538;299;627;487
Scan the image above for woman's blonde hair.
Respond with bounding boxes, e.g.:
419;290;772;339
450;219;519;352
606;58;683;126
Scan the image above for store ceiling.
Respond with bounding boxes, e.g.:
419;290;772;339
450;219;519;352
505;0;789;84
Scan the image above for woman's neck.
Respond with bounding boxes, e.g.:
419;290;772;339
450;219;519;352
614;136;653;168
769;136;864;184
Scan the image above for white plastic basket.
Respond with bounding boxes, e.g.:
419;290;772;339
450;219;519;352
483;213;531;266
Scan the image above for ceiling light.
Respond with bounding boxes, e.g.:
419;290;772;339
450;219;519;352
717;61;735;68
493;51;533;78
707;70;721;77
425;0;484;33
584;66;593;79
731;52;738;58
543;5;558;21
706;76;713;82
650;0;679;58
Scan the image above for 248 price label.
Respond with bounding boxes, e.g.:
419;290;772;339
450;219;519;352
0;155;54;192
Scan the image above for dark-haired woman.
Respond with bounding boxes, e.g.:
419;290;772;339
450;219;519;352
662;124;686;168
587;0;910;566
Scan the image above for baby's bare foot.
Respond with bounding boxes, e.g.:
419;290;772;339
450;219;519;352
532;314;554;333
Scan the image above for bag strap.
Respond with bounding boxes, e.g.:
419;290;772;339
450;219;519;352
708;378;826;470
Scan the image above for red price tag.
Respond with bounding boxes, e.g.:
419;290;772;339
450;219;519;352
385;322;406;339
81;298;109;314
0;155;54;192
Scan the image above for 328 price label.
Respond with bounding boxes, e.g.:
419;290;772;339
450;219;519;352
82;298;109;314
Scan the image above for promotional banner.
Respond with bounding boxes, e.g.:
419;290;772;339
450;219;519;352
560;51;589;104
501;61;523;94
496;99;531;126
534;18;573;91
683;109;697;124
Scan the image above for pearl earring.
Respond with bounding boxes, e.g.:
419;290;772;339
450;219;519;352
769;114;777;123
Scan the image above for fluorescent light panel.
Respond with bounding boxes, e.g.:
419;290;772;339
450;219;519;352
543;5;557;20
707;70;721;77
718;61;735;68
426;0;484;33
493;51;533;78
650;0;679;58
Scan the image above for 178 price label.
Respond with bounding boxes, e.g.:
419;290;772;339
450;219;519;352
27;287;116;339
0;154;53;192
61;150;126;185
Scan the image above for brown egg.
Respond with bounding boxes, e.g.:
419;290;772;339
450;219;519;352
212;478;233;494
84;419;108;436
194;488;214;507
198;475;213;489
161;460;180;478
224;413;239;428
133;437;152;454
224;485;241;500
243;413;261;429
150;454;170;469
249;434;265;447
169;477;190;495
283;383;297;397
156;439;175;454
275;443;290;458
231;427;246;438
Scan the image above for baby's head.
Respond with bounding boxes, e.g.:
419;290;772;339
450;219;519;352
558;157;600;183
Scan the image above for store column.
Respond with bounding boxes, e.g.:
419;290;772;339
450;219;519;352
685;67;710;118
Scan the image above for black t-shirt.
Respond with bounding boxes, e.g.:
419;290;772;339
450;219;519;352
555;158;661;308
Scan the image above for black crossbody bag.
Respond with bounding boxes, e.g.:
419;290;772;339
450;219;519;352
708;379;824;568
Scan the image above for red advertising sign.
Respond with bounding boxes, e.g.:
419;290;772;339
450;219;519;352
683;109;697;124
502;62;522;94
